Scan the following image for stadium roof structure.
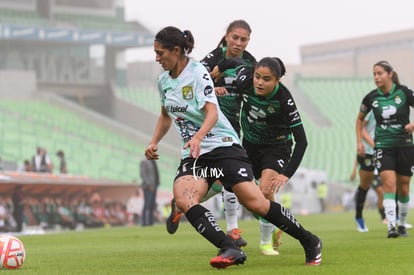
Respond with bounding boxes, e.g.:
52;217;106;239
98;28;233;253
0;23;154;48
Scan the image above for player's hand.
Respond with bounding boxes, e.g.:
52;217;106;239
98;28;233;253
184;136;202;159
214;87;228;97
145;144;159;160
405;122;414;134
350;171;356;182
210;65;223;81
357;142;365;157
271;174;289;193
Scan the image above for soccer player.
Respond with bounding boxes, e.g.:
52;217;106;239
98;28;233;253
217;56;308;256
147;26;322;268
167;19;258;249
350;110;386;232
356;60;414;238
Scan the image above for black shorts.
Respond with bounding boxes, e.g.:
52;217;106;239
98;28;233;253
174;144;254;191
242;139;292;179
375;147;414;176
357;154;375;172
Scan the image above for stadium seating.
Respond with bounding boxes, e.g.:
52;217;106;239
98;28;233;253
54;13;135;32
0;8;47;26
115;86;161;114
295;77;374;182
0;100;179;190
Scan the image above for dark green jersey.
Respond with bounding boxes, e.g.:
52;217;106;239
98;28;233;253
200;47;256;134
360;84;414;148
240;83;303;144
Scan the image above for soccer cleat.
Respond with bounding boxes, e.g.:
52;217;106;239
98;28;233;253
210;247;246;269
227;228;247;247
398;226;408;237
272;229;283;250
166;198;183;234
387;226;399;238
260;244;280;256
404;223;413;229
355;218;369;232
303;235;322;266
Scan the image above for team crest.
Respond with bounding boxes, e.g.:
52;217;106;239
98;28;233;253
394;96;401;104
364;158;372;167
182;86;193;100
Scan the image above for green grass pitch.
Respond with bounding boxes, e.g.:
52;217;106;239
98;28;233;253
13;209;414;274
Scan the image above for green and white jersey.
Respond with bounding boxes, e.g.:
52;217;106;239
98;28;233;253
240;83;303;144
200;47;256;134
360;83;414;148
157;59;240;159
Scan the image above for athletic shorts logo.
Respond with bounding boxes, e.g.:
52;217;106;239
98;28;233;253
182;86;193;100
238;168;248;177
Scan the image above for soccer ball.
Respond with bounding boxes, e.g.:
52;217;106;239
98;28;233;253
0;235;25;269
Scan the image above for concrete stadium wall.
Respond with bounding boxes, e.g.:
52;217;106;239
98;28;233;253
0;70;37;99
298;29;414;87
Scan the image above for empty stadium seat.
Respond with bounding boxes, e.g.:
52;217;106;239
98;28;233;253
0;100;178;189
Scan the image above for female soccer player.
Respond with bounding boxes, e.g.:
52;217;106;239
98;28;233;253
351;110;386;232
218;56;308;255
146;26;322;268
356;60;414;238
166;20;257;248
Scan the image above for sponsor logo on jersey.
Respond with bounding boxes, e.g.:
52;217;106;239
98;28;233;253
222;137;233;142
167;105;188;112
182;86;193;100
204;85;213;96
202;73;210;81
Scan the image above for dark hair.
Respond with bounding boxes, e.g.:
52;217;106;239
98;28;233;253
155;26;195;55
217;19;252;48
374;60;400;85
256;57;286;79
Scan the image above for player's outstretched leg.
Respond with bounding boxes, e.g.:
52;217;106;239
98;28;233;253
262;201;322;265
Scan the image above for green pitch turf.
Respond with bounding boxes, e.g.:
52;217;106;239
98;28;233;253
13;209;414;274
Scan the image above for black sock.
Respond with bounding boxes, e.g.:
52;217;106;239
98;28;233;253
263;201;314;246
185;204;235;249
355;187;368;219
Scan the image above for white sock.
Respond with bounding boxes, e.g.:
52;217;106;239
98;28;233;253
398;201;410;227
223;190;239;232
259;218;275;246
383;198;397;230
